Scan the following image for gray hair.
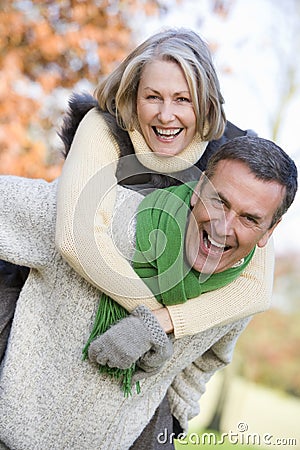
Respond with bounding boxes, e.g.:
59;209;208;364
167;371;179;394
95;28;226;141
205;136;298;227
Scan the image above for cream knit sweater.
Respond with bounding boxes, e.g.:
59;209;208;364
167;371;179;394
0;176;251;450
56;108;274;338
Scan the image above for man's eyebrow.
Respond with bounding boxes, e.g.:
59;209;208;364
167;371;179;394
218;191;263;222
217;191;230;207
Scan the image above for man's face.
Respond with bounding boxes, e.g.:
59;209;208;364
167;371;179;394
185;159;285;274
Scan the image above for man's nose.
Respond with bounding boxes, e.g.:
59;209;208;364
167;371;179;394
157;102;175;123
214;210;236;238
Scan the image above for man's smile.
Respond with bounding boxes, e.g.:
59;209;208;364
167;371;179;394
201;230;232;258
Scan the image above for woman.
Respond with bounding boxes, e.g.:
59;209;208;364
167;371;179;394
0;28;273;449
56;28;274;340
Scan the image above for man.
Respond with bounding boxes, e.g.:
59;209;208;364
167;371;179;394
0;136;297;450
87;136;297;369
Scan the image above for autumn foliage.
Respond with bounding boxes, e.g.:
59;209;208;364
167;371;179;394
0;0;159;180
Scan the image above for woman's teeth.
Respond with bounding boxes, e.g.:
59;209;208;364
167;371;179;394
154;127;182;138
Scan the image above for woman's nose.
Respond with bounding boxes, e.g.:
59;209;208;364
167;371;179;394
157;102;175;123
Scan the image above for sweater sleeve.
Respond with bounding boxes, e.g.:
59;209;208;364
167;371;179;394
167;240;274;338
167;317;251;432
55;108;161;311
0;176;56;268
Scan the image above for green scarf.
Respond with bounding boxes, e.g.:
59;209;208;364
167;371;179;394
83;182;255;395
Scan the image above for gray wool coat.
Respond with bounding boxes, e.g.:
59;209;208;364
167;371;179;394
0;175;250;450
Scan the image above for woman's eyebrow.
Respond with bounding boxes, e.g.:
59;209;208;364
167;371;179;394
143;87;190;96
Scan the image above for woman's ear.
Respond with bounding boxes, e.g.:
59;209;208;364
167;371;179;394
191;173;205;207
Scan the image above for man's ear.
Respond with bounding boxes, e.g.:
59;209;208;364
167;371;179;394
257;219;282;248
191;173;205;207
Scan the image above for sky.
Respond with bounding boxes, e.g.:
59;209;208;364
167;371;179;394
129;0;300;256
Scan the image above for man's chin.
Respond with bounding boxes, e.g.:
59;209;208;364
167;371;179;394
193;258;223;276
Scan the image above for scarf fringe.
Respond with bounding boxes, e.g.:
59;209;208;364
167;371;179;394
82;293;140;397
82;183;254;397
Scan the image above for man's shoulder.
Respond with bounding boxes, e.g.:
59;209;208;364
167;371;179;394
0;175;58;226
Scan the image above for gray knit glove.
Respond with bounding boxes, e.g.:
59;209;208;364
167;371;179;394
132;345;172;383
88;305;173;371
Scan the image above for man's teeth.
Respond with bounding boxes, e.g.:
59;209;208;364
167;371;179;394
156;127;181;136
207;234;225;249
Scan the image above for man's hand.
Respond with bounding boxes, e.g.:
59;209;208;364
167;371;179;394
88;305;173;371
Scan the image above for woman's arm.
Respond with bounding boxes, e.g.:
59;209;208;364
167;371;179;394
55;108;274;327
55;108;161;310
85;242;273;373
157;240;274;338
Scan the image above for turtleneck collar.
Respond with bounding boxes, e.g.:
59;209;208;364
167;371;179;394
128;129;208;174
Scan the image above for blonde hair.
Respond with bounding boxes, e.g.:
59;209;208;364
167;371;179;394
95;28;226;141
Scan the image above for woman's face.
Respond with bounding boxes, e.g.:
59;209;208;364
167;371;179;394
136;59;197;156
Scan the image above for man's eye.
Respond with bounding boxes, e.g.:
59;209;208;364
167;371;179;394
243;216;258;226
212;197;224;206
205;197;224;209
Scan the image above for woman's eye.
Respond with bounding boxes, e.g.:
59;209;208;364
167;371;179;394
177;97;191;103
146;95;160;100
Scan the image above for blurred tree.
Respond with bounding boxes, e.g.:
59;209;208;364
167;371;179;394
206;254;300;432
273;254;300;313
234;307;300;397
234;256;300;397
0;0;159;179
